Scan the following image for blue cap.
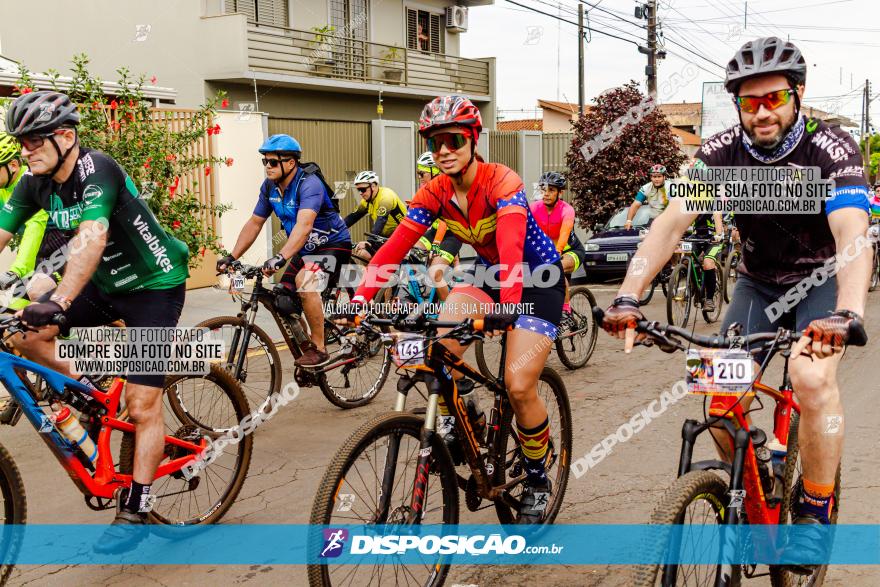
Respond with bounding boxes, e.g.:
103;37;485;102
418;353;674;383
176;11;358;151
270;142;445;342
259;134;302;154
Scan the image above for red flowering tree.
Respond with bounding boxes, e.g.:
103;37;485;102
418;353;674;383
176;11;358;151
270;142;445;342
8;54;231;268
566;81;687;228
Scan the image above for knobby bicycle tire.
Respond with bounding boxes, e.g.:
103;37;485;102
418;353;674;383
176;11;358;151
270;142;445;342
556;286;599;370
701;266;724;324
318;320;391;409
769;413;841;587
632;469;741;587
723;249;741;304
493;367;572;525
667;261;692;328
119;365;252;527
0;442;26;586
307;412;459;587
196;315;282;418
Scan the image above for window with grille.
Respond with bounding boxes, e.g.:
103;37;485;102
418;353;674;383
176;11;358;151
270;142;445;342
406;8;444;54
225;0;288;26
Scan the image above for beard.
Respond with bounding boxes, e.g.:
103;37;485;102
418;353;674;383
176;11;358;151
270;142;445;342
743;107;797;150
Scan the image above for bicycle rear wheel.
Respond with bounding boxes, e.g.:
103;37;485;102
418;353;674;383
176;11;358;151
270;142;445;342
0;442;25;586
308;412;459;587
667;261;692;328
119;365;252;525
769;413;840;587
632;470;741;587
869;248;879;292
319;320;391;409
556;285;598;370
493;367;572;525
196;315;281;417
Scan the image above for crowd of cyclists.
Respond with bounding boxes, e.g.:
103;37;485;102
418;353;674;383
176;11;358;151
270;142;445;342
0;34;875;581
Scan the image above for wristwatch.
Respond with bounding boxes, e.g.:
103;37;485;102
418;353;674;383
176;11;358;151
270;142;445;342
49;294;73;311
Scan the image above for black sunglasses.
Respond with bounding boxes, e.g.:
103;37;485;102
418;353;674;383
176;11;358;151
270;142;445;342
356;186;370;193
262;157;293;168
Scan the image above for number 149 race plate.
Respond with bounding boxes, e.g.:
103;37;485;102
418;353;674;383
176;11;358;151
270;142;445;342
685;349;754;396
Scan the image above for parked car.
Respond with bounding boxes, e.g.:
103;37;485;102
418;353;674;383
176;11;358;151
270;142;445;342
582;206;654;281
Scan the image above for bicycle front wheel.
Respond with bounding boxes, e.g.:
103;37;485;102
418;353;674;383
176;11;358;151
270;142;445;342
769;413;840;587
308;412;459;587
0;442;25;586
120;365;253;526
632;470;741;587
701;266;724;324
493;367;572;525
723;249;741;303
196;315;281;417
870;249;879;292
667;261;692;328
556;285;598;370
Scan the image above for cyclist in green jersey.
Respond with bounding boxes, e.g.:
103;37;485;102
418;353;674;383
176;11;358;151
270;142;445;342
0;91;190;550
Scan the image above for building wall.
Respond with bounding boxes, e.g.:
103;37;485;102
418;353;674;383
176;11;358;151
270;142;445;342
542;110;574;132
0;1;248;108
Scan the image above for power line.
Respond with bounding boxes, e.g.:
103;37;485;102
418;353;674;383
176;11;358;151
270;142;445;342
502;0;642;46
661;31;726;69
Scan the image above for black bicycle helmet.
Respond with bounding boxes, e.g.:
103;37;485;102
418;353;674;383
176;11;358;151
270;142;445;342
538;171;566;189
5;91;80;137
724;37;807;94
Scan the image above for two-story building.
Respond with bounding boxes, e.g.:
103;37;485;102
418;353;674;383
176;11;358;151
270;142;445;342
0;0;495;124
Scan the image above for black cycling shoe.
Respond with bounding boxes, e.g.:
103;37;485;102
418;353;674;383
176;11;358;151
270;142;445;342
93;489;149;554
516;479;552;524
782;514;830;576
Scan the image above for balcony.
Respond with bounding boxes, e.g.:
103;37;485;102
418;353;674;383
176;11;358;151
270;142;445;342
244;23;491;99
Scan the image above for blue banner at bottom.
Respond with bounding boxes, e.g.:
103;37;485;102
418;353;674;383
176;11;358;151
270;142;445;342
0;524;877;565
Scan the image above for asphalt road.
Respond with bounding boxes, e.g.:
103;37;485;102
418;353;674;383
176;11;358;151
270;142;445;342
6;283;879;586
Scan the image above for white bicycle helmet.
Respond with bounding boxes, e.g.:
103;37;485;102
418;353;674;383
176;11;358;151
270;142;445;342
354;170;379;185
416;151;435;169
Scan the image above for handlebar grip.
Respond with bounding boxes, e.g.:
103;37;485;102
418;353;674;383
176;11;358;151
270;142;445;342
354;315;363;326
52;313;71;337
472;319;483;331
591;306;605;322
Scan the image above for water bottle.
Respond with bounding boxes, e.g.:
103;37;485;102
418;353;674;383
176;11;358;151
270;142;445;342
750;428;774;497
53;406;98;465
458;379;486;442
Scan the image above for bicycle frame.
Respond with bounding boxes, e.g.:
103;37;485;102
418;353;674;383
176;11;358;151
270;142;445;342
377;330;526;522
676;356;800;527
0;352;204;500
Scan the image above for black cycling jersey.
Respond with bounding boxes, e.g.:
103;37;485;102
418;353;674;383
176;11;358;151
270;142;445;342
695;117;870;285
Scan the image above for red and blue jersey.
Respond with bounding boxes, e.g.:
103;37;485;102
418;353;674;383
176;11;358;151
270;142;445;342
355;162;559;304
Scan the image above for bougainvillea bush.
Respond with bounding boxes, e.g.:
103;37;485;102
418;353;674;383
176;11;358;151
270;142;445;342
7;54;230;268
566;81;687;229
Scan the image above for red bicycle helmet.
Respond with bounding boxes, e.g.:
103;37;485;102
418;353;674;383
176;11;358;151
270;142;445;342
418;96;483;141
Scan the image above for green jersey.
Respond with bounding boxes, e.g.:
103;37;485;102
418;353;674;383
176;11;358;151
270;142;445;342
0;148;189;294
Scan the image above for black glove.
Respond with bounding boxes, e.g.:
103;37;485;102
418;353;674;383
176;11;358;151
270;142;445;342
262;253;288;273
0;271;20;290
602;295;645;335
804;310;868;348
216;255;236;273
483;312;519;333
21;300;65;327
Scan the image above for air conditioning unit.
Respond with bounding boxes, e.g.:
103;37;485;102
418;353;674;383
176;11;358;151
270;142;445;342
446;6;468;33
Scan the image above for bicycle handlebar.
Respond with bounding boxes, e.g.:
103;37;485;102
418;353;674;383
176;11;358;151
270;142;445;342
591;307;801;351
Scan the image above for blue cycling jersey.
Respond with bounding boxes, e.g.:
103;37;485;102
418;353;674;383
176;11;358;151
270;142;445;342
254;168;351;253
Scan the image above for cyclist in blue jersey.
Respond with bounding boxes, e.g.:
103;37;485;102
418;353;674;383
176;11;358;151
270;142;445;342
218;134;352;367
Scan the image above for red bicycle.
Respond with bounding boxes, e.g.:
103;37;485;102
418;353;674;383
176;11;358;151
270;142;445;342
0;315;252;581
604;312;840;587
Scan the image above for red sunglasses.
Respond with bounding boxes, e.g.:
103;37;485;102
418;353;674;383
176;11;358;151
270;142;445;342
735;89;794;114
426;132;469;153
18;129;68;151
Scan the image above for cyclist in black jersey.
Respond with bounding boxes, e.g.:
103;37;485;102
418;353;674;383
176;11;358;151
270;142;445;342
0;92;190;550
600;37;870;575
690;212;725;312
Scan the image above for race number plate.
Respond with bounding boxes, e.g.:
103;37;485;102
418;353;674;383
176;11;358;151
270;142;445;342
230;273;246;293
679;241;693;252
393;335;426;368
686;349;754;395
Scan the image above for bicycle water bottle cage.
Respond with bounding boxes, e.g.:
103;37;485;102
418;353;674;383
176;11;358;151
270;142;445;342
272;285;302;317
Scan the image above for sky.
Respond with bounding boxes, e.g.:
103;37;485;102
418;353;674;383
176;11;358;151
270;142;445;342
460;0;880;127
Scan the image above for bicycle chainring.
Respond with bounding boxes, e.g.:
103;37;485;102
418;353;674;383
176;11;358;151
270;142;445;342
465;475;482;511
294;367;317;387
167;424;204;483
